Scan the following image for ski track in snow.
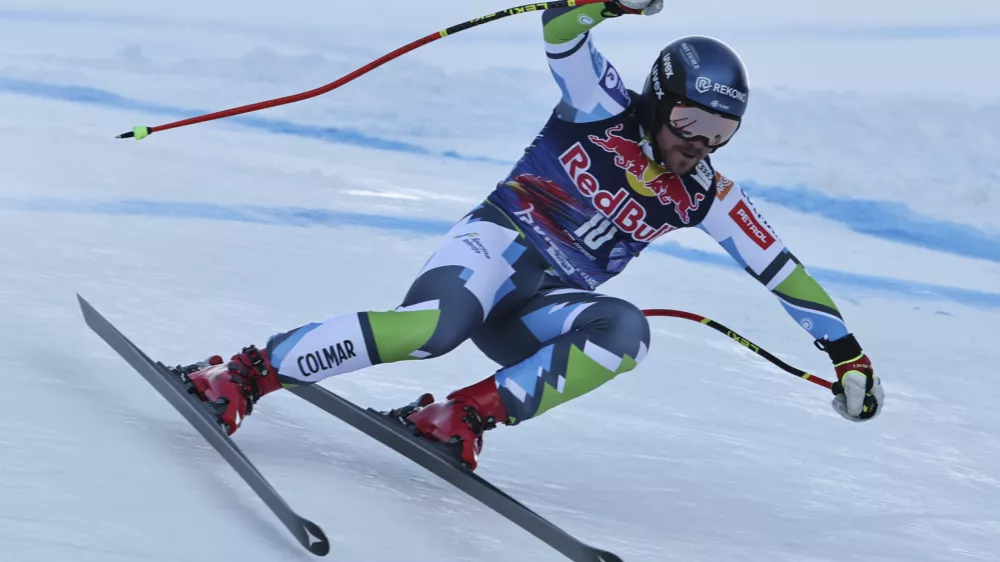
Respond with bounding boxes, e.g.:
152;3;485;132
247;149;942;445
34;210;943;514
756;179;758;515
1;2;999;562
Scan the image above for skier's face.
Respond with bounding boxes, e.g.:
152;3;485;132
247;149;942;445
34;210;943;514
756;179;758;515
656;124;711;174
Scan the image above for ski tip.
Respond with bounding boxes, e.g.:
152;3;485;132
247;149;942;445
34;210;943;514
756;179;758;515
76;294;107;336
299;518;330;556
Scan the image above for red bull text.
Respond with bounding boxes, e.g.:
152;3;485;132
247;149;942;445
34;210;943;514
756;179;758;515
559;141;677;243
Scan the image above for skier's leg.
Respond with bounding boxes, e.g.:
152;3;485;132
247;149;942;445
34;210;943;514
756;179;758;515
405;286;650;468
265;202;546;383
188;202;549;434
479;288;651;424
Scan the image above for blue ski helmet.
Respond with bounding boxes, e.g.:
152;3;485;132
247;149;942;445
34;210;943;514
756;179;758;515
640;36;750;151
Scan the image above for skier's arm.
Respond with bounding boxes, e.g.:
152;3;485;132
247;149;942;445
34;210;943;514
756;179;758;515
542;1;660;123
697;174;849;342
700;173;885;421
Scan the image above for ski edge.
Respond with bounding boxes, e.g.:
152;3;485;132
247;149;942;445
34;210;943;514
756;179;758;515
290;383;623;562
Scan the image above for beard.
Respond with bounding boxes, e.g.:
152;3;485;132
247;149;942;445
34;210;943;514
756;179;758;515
664;145;702;175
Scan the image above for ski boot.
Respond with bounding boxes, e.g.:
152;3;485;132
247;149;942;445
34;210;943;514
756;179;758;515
390;376;508;471
170;346;282;435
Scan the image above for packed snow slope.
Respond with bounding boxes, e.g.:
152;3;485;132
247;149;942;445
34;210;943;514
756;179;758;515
1;2;998;561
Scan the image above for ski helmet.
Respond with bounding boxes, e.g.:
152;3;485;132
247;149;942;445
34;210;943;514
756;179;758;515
640;36;749;156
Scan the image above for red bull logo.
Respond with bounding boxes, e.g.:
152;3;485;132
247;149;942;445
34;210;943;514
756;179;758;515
587;124;649;179
643;174;705;224
586;125;705;224
559;141;675;243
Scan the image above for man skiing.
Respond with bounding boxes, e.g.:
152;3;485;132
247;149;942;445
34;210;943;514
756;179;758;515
185;0;884;470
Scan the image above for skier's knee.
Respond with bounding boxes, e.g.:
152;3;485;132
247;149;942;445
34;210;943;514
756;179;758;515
593;298;651;368
417;328;468;359
614;300;651;344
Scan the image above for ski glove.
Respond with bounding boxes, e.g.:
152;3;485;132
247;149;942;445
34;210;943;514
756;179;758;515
607;0;664;16
816;334;884;422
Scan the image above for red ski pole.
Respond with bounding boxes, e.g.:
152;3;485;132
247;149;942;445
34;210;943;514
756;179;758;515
116;0;607;141
642;308;834;390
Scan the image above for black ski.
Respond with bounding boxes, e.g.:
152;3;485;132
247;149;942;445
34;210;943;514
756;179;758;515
77;295;330;557
288;384;623;562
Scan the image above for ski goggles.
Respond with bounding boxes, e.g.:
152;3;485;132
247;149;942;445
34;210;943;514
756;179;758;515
663;103;741;148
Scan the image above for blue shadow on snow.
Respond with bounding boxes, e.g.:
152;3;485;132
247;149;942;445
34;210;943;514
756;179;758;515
0;76;504;164
743;182;1000;264
1;75;998;265
4;196;999;310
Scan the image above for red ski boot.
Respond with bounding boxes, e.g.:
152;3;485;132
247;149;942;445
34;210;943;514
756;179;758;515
180;346;283;435
403;375;508;470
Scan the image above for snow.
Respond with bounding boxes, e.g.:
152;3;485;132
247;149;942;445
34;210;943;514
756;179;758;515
1;2;999;561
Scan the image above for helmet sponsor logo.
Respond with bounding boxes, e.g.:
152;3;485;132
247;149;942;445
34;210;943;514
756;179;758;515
681;42;700;69
653;54;675;101
662;53;674;80
694;77;747;102
714;82;747;102
578;14;594;25
729;200;773;249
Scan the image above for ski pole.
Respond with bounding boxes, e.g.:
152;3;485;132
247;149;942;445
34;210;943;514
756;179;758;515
641;308;834;390
116;0;607;141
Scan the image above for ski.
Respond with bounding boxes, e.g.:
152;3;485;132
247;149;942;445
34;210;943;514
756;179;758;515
288;384;624;562
76;295;330;557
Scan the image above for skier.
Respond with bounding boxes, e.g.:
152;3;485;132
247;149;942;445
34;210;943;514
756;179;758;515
184;0;884;470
